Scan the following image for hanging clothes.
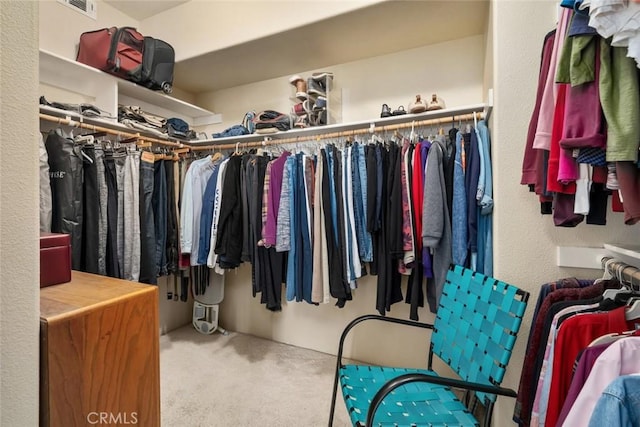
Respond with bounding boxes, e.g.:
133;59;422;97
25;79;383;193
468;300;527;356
312;151;331;304
207;157;230;271
153;158;168;276
94;145;108;276
197;155;223;265
39;133;52;233
422;139;452;313
513;277;623;427
122;150;140;281
476;121;494;276
45;130;84;271
214;154;244;269
165;159;179;276
81;143;100;274
248;153;286;311
322;147;351;307
139;152;157;284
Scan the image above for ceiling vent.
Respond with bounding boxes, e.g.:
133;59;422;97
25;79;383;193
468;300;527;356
57;0;97;20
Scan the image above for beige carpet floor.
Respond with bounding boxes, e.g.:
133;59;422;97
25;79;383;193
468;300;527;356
160;325;352;427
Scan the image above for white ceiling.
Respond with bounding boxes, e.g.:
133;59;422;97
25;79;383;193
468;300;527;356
173;1;489;93
104;0;190;21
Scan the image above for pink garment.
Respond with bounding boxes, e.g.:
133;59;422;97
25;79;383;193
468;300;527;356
262;152;290;246
616;161;640;225
533;7;572;151
561;337;640;427
546;84;576;194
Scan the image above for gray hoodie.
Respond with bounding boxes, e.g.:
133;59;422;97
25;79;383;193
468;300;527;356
422;140;452;312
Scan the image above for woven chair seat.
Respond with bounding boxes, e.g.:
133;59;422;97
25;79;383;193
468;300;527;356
340;365;479;427
329;265;529;427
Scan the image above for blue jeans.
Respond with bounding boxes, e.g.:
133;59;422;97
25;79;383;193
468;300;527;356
297;154;313;303
452;131;468;266
352;143;373;262
285;156;297;301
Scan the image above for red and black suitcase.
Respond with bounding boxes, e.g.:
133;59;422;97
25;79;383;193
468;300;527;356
137;36;175;94
76;26;144;81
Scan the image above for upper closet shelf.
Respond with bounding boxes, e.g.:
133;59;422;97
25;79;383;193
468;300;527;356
192;103;490;146
39;104;189;146
39;49;222;127
604;243;640;268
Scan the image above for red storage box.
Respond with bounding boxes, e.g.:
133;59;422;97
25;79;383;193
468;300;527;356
40;232;71;288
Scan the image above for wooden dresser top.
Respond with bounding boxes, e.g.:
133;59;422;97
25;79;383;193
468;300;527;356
40;271;156;322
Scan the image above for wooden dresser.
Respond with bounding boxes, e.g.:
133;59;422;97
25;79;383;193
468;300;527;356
40;271;160;427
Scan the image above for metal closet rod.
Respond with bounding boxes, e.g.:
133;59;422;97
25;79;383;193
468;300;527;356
601;256;640;287
39;113;185;148
191;111;483;152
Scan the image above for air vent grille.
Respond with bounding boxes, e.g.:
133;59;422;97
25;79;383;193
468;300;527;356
57;0;97;20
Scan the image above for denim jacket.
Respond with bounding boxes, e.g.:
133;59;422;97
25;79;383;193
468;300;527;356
589;374;640;427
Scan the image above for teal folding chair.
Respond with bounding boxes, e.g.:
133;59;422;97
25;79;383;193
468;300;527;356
329;265;529;427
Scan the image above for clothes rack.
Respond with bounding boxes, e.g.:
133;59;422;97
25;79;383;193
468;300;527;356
191;111;484;152
39;112;185;148
601;257;640;289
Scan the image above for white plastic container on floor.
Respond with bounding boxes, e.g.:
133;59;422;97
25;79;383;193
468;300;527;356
192;273;227;335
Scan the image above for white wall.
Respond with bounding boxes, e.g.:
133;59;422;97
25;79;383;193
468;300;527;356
492;1;640;425
39;0;139;60
140;0;385;62
198;35;486;135
0;2;40;426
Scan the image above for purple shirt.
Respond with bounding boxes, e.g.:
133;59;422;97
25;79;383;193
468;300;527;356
557;341;614;425
263;151;291;246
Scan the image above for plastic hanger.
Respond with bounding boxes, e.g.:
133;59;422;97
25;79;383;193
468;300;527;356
588;332;627;347
625;299;640;321
409;121;416;143
211;151;223;162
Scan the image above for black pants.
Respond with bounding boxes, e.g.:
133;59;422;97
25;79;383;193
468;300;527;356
45;131;84;271
257;247;285;311
153;160;167;277
321;149;350;307
104;151;120;278
164;160;178;275
139;159;157;284
81;145;100;274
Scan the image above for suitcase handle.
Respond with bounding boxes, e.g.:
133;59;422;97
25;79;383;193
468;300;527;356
107;27;142;71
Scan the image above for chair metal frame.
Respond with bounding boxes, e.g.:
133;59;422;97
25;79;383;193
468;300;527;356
328;266;529;427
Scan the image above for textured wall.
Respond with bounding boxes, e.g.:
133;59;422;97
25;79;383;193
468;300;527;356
0;2;40;425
